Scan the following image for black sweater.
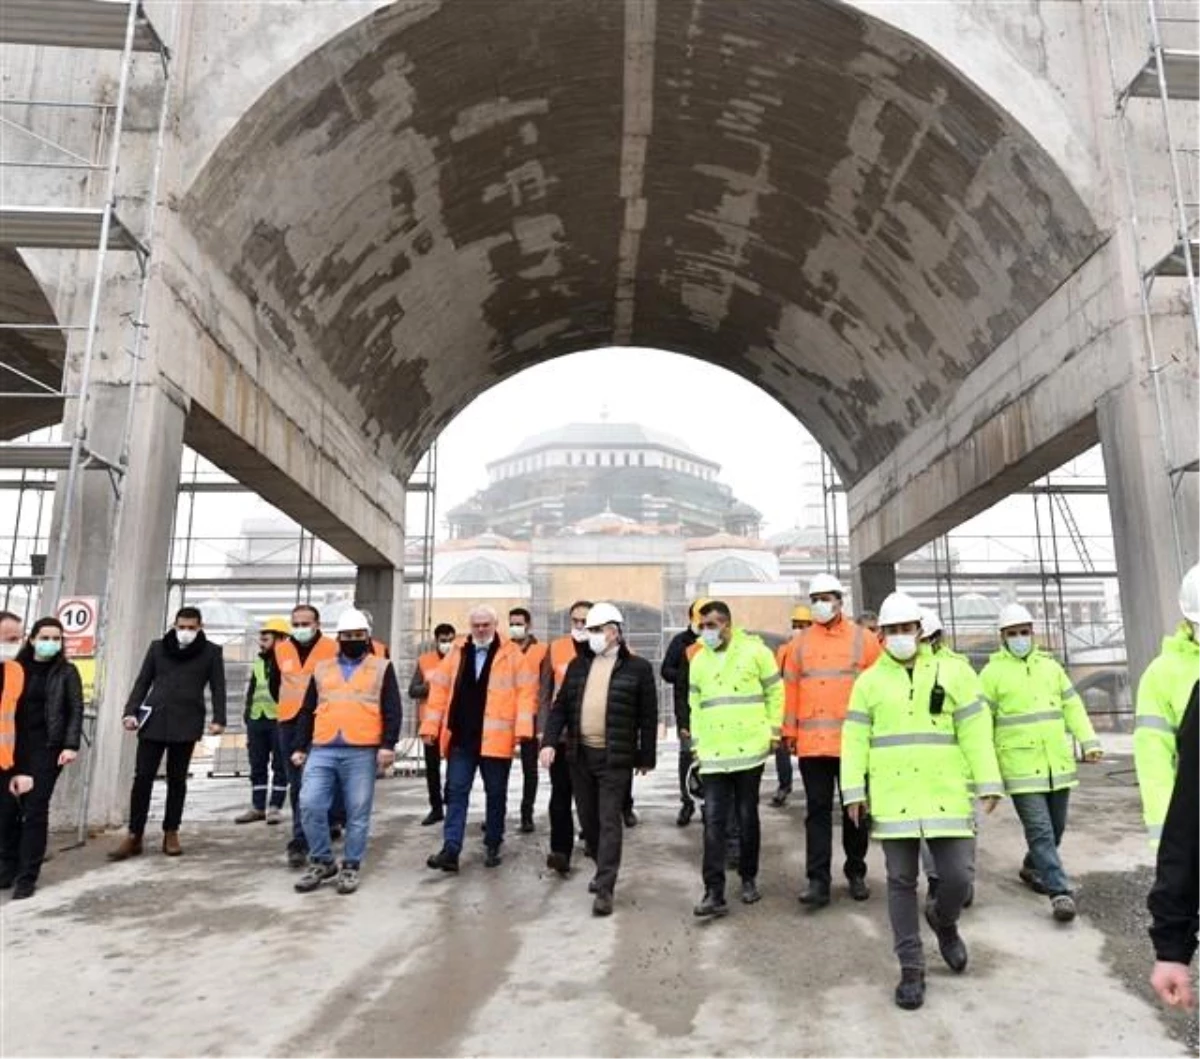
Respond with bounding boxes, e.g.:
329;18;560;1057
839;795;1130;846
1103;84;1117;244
661;627;699;730
1;656;85;768
123;630;227;743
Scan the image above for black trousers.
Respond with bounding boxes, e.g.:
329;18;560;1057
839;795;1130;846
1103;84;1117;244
548;750;575;857
701;766;763;894
678;738;694;808
245;716;287;811
424;740;443;813
520;739;539;818
571;746;632;896
129;739;195;835
0;752;63;885
799;755;869;883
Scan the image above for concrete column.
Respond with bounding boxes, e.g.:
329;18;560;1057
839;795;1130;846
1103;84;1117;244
355;564;404;657
1098;371;1199;687
47;378;188;830
851;560;896;616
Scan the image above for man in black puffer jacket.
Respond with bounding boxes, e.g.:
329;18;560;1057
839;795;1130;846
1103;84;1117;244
541;602;657;917
109;606;226;860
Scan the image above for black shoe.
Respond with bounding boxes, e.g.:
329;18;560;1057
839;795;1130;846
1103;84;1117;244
426;848;460;873
484;845;502;868
546;852;571;877
676;802;695;827
287;847;308;870
11;880;36;900
520;813;535;834
294;861;338;893
421;809;444;827
588;876;599;894
1019;866;1048;895
593;892;614;917
770;787;790;808
924;904;968;972
336;864;360;895
741;878;762;905
799;880;831;908
694;891;730;918
1051;893;1077;922
623;809;639;829
894;967;926;1011
848;876;870;901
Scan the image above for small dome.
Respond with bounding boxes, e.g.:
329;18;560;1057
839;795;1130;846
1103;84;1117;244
953;593;1001;620
440;557;524;585
193;598;252;629
699;557;771;584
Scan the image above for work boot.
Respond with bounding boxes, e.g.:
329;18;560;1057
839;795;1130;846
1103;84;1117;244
1051;894;1077;922
798;880;831;908
421;808;444;827
1019;866;1048;895
770;787;791;808
925;904;968;972
693;891;730;918
265;808;282;826
294;860;338;893
546;852;571;877
623;808;639;829
592;892;614;917
676;802;695;827
741;878;762;905
336;863;360;895
11;880;36;901
484;845;503;868
235;808;266;824
107;833;143;862
520;811;535;834
287;845;308;870
848;876;870;902
894;967;926;1011
162;832;183;857
426;848;460;872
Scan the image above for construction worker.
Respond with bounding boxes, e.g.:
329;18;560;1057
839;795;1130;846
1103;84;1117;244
423;605;535;871
290;609;401;895
842;591;1003;1011
783;572;881;907
538;601;591;874
508;607;547;834
358;609;390;659
408;623;457;826
661;598;709;826
1135;563;1200;847
541;603;657;916
235;616;292;825
274;603;339;868
981;602;1103;922
771;605;811;807
689;600;783;917
0;611;23;661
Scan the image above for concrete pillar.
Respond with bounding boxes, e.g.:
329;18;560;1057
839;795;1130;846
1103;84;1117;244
851;560;896;616
1098;371;1199;687
355;564;404;657
47;378;188;830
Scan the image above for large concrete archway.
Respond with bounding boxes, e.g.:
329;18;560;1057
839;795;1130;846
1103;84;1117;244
0;249;66;440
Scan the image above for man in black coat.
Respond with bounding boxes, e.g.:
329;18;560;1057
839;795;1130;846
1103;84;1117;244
541;602;657;917
109;606;226;860
660;599;706;827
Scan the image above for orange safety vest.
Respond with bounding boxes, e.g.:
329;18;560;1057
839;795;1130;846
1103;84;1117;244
775;641;789;672
549;636;578;695
275;636;339;722
783;617;881;756
0;660;22;771
312;655;388;747
420;640;535;758
518;639;549;743
415;649;444;725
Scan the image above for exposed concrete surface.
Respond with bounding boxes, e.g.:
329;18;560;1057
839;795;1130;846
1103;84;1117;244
2;747;1192;1058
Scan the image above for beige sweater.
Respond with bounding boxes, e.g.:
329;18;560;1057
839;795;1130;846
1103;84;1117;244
580;650;618;748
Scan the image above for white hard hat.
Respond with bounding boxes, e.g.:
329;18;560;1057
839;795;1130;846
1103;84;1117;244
585;602;624;628
920;609;943;640
808;573;845;598
878;592;923;628
1180;563;1200;622
997;602;1034;631
335;608;371;634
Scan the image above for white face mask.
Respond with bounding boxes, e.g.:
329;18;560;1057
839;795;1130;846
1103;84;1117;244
437;640;452;656
508;624;527;641
1006;635;1033;659
886;634;918;661
700;629;722;650
292;626;316;644
811;600;837;625
571;627;589;643
588;632;610;655
175;629;198;647
0;642;19;662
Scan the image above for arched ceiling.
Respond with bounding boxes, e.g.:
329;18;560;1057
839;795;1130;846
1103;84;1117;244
0;249;65;440
183;0;1101;485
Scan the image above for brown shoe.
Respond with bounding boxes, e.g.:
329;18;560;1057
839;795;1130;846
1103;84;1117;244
162;831;183;857
107;833;144;861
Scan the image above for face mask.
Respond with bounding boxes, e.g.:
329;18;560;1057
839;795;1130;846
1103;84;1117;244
571;627;589;643
0;643;18;663
176;629;197;647
700;629;722;650
811;600;837;625
340;639;369;660
1006;635;1033;659
34;640;62;660
473;634;493;649
886;634;918;661
586;632;609;655
292;626;315;644
508;625;527;641
437;641;452;656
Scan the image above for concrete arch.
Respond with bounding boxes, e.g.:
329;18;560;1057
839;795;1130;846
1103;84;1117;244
180;0;1102;485
0;249;66;440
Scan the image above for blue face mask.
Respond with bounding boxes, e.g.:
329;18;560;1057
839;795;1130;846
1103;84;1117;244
700;629;722;650
1006;635;1033;659
34;640;62;660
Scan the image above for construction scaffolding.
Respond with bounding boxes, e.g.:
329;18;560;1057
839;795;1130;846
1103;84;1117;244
0;1;172;841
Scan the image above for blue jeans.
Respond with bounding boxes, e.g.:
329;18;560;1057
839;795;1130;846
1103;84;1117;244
277;721;345;851
299;746;378;867
443;747;512;854
1012;789;1071;896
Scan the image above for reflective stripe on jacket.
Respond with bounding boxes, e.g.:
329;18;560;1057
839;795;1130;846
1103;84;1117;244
248;655;277;721
980;646;1099;794
688;629;783;774
1135;623;1199;845
276;636;338;721
0;660;22;770
783;617;881;756
841;646;1003;840
312;655;388;746
419;640;535;758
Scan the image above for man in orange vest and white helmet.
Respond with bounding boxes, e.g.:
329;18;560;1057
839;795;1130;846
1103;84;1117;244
423;605;536;872
289;608;401;895
408;623;458;827
771;604;812;808
784;573;881;908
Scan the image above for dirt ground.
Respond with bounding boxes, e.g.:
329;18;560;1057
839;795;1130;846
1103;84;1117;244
1;744;1195;1057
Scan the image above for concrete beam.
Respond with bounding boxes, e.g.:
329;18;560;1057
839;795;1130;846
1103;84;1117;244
354;564;404;657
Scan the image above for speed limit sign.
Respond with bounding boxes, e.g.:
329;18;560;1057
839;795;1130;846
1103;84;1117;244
56;596;98;657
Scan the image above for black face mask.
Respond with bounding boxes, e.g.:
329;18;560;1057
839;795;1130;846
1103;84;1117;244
340;640;369;660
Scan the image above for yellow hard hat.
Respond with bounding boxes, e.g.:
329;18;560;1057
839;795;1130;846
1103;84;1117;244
261;616;291;635
791;605;812;623
689;597;712;620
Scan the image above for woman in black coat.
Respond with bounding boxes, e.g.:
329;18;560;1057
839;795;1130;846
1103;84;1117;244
0;616;85;899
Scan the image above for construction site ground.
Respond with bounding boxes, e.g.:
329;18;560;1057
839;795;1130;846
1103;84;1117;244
2;738;1196;1058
